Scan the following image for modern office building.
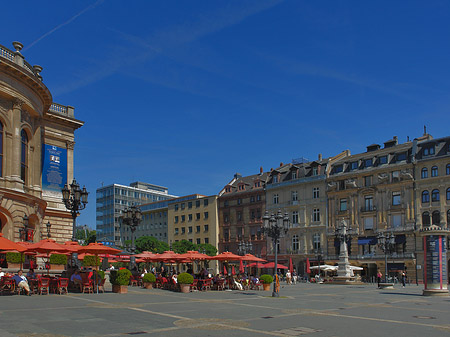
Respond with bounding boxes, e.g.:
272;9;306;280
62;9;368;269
0;41;83;243
96;181;176;246
135;199;172;243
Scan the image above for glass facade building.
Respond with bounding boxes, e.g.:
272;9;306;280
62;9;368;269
96;181;176;246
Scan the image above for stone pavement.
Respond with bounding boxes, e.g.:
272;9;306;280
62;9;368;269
1;282;449;337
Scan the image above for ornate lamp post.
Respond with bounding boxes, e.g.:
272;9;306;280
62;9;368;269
120;205;142;269
333;219;355;283
62;178;88;268
314;248;323;282
238;240;253;276
262;210;290;297
46;221;51;239
377;231;395;283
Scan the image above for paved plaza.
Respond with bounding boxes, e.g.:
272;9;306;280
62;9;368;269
1;283;449;337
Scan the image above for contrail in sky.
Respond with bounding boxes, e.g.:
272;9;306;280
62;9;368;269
24;0;104;51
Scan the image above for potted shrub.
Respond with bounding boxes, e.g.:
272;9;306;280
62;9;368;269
177;273;193;293
49;254;67;271
110;268;132;293
82;255;101;268
142;273;156;289
260;274;273;291
6;252;24;269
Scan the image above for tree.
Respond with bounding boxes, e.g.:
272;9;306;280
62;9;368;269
135;236;169;254
196;243;217;256
171;239;196;254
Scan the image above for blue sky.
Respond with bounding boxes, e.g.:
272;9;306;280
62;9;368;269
3;1;450;228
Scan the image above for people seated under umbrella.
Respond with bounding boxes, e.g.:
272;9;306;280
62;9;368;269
13;270;31;296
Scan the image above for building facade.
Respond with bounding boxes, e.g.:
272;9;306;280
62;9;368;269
326;137;417;281
167;194;219;248
265;153;347;274
137;200;171;243
0;41;83;243
96;181;176;246
414;134;450;276
217;170;268;257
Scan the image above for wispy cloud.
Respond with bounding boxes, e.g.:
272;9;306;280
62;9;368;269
52;0;283;96
24;0;104;52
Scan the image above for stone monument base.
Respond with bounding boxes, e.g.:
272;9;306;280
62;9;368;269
378;282;394;289
422;289;449;296
331;276;364;285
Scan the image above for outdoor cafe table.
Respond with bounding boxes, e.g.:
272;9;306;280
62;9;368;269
196;278;212;291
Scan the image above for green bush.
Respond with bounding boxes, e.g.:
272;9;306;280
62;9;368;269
82;255;101;267
97;270;105;280
260;274;273;284
142;273;156;283
49;254;67;265
177;272;194;284
109;269;132;286
6;252;24;263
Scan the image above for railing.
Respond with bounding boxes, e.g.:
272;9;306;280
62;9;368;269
360;206;377;212
0;45;14;61
0;43;38;77
49;103;74;118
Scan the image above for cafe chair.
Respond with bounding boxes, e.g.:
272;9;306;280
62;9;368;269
97;278;106;293
57;278;69;295
82;279;93;294
38;278;50;295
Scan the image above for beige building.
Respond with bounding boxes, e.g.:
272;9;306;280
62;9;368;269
326;137;417;281
414;134;450;276
265;153;347;275
0;41;83;243
167;194;219;249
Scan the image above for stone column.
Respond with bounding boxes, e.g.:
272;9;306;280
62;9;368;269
66;141;75;183
7;99;24;190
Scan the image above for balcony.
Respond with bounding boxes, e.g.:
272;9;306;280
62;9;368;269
360;206;377;213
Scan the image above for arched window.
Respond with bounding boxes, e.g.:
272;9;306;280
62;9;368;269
431;166;438;177
0;121;3;177
422;212;430;226
447;187;450;201
447;164;450;175
20;129;28;183
421;167;428;179
431;189;440;202
422;190;430;203
432;211;441;225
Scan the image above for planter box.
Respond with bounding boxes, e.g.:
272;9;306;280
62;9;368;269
7;263;21;269
112;285;128;294
49;264;65;271
263;283;271;291
180;284;190;293
143;282;153;289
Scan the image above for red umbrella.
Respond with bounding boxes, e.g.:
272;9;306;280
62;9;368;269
0;234;26;252
223;265;228;275
241;254;266;262
153;251;181;262
262;262;288;269
178;251;209;261
63;241;83;252
27;239;69;275
232;265;236;275
135;251;159;262
239;260;244;274
289;257;293;273
207;251;242;261
247;262;266;268
306;258;311;274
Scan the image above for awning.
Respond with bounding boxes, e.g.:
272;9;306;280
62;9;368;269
358;237;377;245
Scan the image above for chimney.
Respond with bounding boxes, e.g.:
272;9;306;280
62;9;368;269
260;166;263;174
280;162;283;167
318;153;322;161
234;173;242;179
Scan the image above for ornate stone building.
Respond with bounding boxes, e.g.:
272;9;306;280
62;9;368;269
0;41;83;243
217;170;268;257
326;137;417;281
265;153;347;275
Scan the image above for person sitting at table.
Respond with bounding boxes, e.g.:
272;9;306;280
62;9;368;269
13;270;31;295
0;267;4;280
70;269;83;291
26;268;36;279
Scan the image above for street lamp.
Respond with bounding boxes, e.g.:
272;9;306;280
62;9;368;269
238;240;253;276
46;221;51;239
120;204;142;269
262;210;290;297
377;231;395;283
62;178;88;268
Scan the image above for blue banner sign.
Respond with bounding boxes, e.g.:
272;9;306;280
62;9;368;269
42;144;67;193
424;235;447;290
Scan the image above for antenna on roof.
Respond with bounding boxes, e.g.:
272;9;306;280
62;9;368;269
424;125;427;135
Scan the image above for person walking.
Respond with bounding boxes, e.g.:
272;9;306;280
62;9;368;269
401;271;406;288
377;270;382;288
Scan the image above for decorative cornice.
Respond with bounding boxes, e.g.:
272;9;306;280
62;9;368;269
13;98;24;110
66;141;75;150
